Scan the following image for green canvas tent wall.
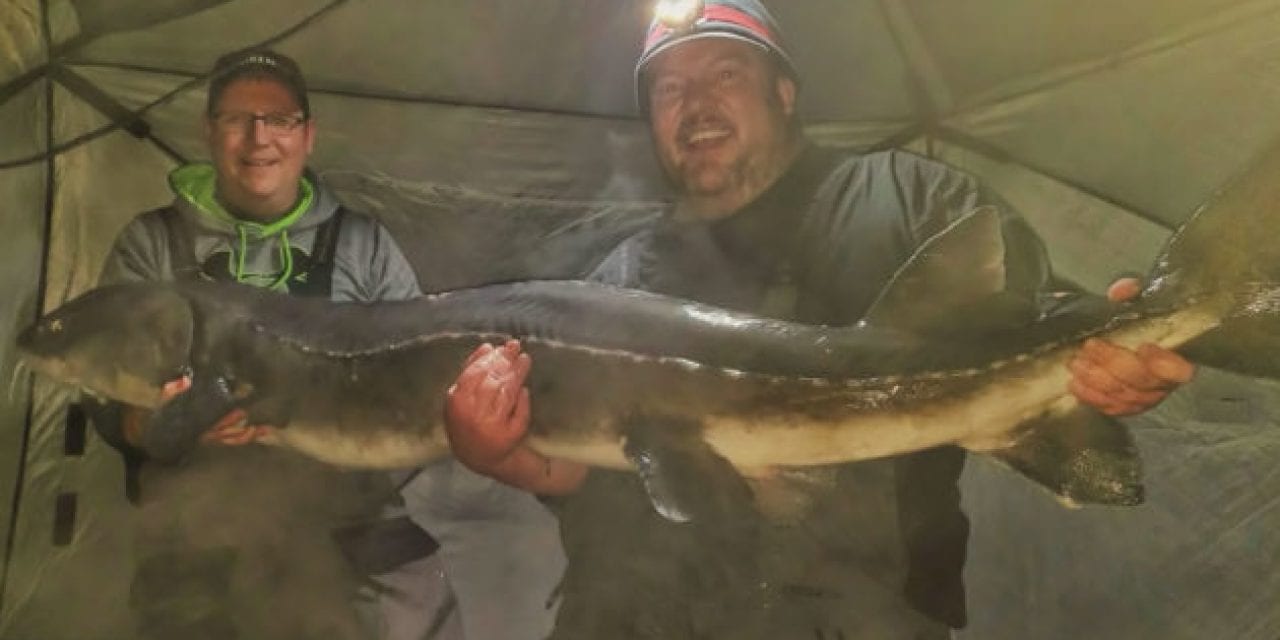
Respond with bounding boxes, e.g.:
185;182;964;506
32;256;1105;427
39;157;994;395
2;1;1279;638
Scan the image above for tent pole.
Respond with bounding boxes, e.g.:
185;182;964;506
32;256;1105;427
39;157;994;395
47;64;188;165
1;0;60;616
866;124;924;153
49;65;151;138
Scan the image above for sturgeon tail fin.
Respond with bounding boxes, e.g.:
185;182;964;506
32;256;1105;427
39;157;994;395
1179;309;1280;380
1144;142;1280;379
1149;141;1280;302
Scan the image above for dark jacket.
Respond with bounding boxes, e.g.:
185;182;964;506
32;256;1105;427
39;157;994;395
588;144;1061;630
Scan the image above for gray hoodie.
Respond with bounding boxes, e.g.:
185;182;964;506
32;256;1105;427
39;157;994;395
101;163;420;303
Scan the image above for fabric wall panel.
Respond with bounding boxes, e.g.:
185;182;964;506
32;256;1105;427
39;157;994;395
42;87;176;302
71;0;333;76
919;138;1170;293
0;163;47;630
960;370;1280;640
0;80;47;165
0;0;43;84
903;0;1250;103
945;6;1280;227
1;87;175;638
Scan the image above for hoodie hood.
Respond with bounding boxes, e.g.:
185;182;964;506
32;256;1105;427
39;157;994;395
167;163;341;234
167;163;340;290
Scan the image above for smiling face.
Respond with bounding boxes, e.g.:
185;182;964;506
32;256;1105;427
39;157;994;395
205;77;315;222
645;37;799;220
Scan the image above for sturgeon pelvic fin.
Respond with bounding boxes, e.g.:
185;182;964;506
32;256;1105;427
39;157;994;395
988;405;1143;507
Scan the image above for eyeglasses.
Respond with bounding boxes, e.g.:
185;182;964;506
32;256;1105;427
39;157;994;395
211;111;307;135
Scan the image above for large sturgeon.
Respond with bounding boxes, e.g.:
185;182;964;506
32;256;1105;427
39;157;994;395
17;143;1280;518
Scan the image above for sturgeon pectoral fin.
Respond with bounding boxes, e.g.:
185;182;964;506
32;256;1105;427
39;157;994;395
622;416;773;608
986;406;1144;507
621;415;758;526
142;370;238;464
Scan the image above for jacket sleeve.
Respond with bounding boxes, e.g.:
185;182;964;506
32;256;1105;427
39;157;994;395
93;214;172;502
331;213;422;303
99;212;170;286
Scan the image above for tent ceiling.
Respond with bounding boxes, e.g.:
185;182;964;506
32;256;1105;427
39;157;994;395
902;0;1250;101
5;3;1280;639
0;0;1268;226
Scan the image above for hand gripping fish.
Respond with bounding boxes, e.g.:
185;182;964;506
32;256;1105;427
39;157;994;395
18;143;1280;521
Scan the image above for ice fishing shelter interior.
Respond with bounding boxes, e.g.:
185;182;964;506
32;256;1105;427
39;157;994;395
2;1;1280;638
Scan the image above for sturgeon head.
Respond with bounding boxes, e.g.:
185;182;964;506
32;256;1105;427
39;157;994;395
16;283;194;409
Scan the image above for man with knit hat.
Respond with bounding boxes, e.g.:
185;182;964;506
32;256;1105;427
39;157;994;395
446;1;1194;638
96;48;566;640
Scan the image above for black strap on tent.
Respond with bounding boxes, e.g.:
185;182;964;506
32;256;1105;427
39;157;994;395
41;404;90;548
51;493;77;547
63;404;87;457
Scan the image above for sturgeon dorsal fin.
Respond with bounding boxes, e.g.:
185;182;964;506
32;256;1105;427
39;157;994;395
862;206;1007;336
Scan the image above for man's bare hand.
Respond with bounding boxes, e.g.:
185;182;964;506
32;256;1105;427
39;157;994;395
1067;277;1196;416
444;340;532;472
133;377;271;446
443;341;588;495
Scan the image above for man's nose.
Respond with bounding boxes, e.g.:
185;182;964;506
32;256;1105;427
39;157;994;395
247;117;271;144
676;83;721;129
682;79;716;109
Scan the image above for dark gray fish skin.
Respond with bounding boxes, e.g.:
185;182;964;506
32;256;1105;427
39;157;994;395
15;277;949;463
16;141;1280;513
1;270;1234;510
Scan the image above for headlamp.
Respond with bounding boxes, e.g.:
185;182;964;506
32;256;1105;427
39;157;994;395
654;0;704;32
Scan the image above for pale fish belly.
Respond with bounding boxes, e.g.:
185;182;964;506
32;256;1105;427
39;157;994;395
264;420;451;469
699;303;1225;468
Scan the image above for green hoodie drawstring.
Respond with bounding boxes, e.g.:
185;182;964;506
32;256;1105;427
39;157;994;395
230;225;295;290
170;164;314;291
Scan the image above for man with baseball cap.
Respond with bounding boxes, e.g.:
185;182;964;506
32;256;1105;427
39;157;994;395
96;48;567;640
446;1;1195;637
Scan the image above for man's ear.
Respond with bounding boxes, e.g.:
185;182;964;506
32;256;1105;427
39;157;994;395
775;75;797;117
302;118;317;155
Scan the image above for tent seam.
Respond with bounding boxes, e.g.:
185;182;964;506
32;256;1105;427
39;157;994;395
1;0;58;618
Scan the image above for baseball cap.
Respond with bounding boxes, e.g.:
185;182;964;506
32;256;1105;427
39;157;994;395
206;48;310;118
635;0;796;111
